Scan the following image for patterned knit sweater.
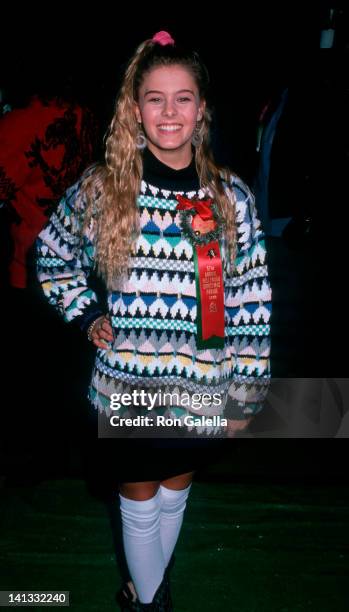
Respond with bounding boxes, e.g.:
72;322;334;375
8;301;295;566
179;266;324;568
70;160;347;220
36;148;272;431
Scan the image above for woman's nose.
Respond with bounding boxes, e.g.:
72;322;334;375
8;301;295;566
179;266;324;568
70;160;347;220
162;100;177;116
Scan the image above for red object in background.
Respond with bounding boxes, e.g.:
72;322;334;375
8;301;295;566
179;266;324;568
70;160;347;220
0;96;98;288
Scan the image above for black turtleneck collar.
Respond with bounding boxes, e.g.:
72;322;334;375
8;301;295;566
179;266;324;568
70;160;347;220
142;146;200;192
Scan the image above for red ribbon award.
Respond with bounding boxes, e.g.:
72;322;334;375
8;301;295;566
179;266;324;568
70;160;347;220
176;195;225;349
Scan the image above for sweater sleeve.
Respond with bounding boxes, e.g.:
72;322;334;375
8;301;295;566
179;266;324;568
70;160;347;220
223;177;272;420
36;175;103;326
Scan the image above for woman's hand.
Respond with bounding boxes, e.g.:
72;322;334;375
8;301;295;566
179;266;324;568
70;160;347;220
226;417;252;438
88;315;114;349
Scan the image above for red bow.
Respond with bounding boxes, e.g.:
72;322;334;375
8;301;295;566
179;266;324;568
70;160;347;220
175;195;214;221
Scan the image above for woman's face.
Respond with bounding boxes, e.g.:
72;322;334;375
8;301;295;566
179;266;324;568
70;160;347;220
134;64;205;166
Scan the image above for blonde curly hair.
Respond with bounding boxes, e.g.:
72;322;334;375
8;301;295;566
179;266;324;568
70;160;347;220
79;35;236;290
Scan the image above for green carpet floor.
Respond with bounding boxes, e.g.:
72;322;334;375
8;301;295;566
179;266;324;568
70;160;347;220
1;478;348;611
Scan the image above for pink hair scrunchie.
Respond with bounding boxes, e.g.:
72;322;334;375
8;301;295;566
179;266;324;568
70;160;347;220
152;31;175;46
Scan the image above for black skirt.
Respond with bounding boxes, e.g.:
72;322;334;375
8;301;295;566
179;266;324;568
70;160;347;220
83;405;230;485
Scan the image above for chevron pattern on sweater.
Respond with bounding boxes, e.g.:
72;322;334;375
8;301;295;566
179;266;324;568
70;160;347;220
36;172;272;423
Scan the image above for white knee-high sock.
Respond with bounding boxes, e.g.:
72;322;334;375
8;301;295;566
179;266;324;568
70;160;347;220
119;489;165;604
159;483;192;567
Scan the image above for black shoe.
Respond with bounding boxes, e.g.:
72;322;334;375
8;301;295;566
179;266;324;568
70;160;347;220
137;572;173;611
116;556;175;611
116;582;139;611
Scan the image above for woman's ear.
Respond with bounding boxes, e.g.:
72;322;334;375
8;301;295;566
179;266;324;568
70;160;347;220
134;102;142;124
197;100;206;122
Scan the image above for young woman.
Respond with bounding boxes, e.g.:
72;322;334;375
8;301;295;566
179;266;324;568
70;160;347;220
36;31;272;611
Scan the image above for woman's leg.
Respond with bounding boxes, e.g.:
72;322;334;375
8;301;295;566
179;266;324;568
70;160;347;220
119;481;164;604
161;471;194;490
120;481;160;501
159;472;194;567
118;473;194;605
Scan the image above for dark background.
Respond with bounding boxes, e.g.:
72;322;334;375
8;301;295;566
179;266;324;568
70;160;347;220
2;4;346;175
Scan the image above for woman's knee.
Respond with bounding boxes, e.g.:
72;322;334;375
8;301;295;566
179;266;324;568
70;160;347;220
161;471;195;490
119;481;161;500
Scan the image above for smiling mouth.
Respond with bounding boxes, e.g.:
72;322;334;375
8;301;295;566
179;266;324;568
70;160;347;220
157;125;182;132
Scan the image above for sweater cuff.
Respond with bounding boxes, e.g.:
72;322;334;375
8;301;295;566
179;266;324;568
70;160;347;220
223;400;264;420
72;303;104;333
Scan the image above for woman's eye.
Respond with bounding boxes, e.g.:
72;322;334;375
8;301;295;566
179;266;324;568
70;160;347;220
149;97;162;103
178;97;191;103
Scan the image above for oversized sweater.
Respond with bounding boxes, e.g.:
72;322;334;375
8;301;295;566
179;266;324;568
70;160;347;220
36;148;272;432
